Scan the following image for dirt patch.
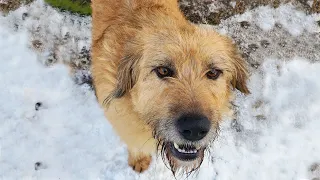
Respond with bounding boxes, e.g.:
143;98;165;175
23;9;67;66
0;0;33;14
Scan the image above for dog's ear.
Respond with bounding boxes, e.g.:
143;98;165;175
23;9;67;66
231;52;250;94
114;53;140;98
103;52;141;105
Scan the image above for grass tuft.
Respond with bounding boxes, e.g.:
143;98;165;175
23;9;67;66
44;0;91;15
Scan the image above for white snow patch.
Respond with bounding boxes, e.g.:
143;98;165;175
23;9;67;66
0;20;190;180
307;0;314;7
207;3;220;12
0;0;7;4
232;4;319;35
0;0;92;65
211;58;320;180
230;1;237;8
255;6;276;31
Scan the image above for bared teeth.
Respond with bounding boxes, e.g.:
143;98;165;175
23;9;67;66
173;143;198;154
174;143;179;149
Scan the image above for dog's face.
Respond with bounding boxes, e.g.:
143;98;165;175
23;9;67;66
107;26;249;173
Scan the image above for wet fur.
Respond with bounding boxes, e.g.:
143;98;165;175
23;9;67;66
91;0;249;175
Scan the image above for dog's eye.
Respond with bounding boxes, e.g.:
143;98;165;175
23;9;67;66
154;67;174;78
206;68;222;80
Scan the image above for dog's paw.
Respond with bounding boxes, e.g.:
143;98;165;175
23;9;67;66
128;152;152;173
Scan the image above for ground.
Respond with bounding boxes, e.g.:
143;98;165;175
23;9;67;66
0;0;320;180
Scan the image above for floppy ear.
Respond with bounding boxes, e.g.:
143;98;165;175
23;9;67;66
231;53;250;94
103;52;140;105
114;53;140;98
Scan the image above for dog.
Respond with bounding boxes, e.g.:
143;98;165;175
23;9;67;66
91;0;249;175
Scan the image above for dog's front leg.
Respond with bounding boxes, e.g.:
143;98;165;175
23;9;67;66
128;150;152;173
101;97;156;173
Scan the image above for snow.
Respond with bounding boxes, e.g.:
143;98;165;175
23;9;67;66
211;58;320;180
0;0;7;4
0;27;113;179
0;0;92;70
0;24;177;180
1;0;320;180
232;4;319;35
214;3;320;70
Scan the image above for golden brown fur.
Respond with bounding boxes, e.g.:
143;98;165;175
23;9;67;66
91;0;249;174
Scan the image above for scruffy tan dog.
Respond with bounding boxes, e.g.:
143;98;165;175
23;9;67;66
91;0;249;175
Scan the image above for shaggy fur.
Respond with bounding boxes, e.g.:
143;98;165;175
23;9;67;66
91;0;249;175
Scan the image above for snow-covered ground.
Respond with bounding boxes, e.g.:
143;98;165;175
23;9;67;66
0;1;320;179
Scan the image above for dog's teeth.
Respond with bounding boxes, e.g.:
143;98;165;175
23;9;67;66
173;143;179;150
173;143;199;154
177;148;183;153
184;149;196;154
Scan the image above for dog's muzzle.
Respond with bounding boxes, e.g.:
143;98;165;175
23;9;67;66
164;113;210;161
167;142;203;161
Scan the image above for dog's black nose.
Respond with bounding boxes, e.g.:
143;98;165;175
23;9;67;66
176;114;211;141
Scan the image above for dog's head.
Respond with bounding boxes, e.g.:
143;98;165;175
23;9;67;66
106;25;249;173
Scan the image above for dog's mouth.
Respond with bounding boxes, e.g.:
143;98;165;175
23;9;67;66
166;142;204;161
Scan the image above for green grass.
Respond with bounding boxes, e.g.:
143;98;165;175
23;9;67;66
45;0;91;15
